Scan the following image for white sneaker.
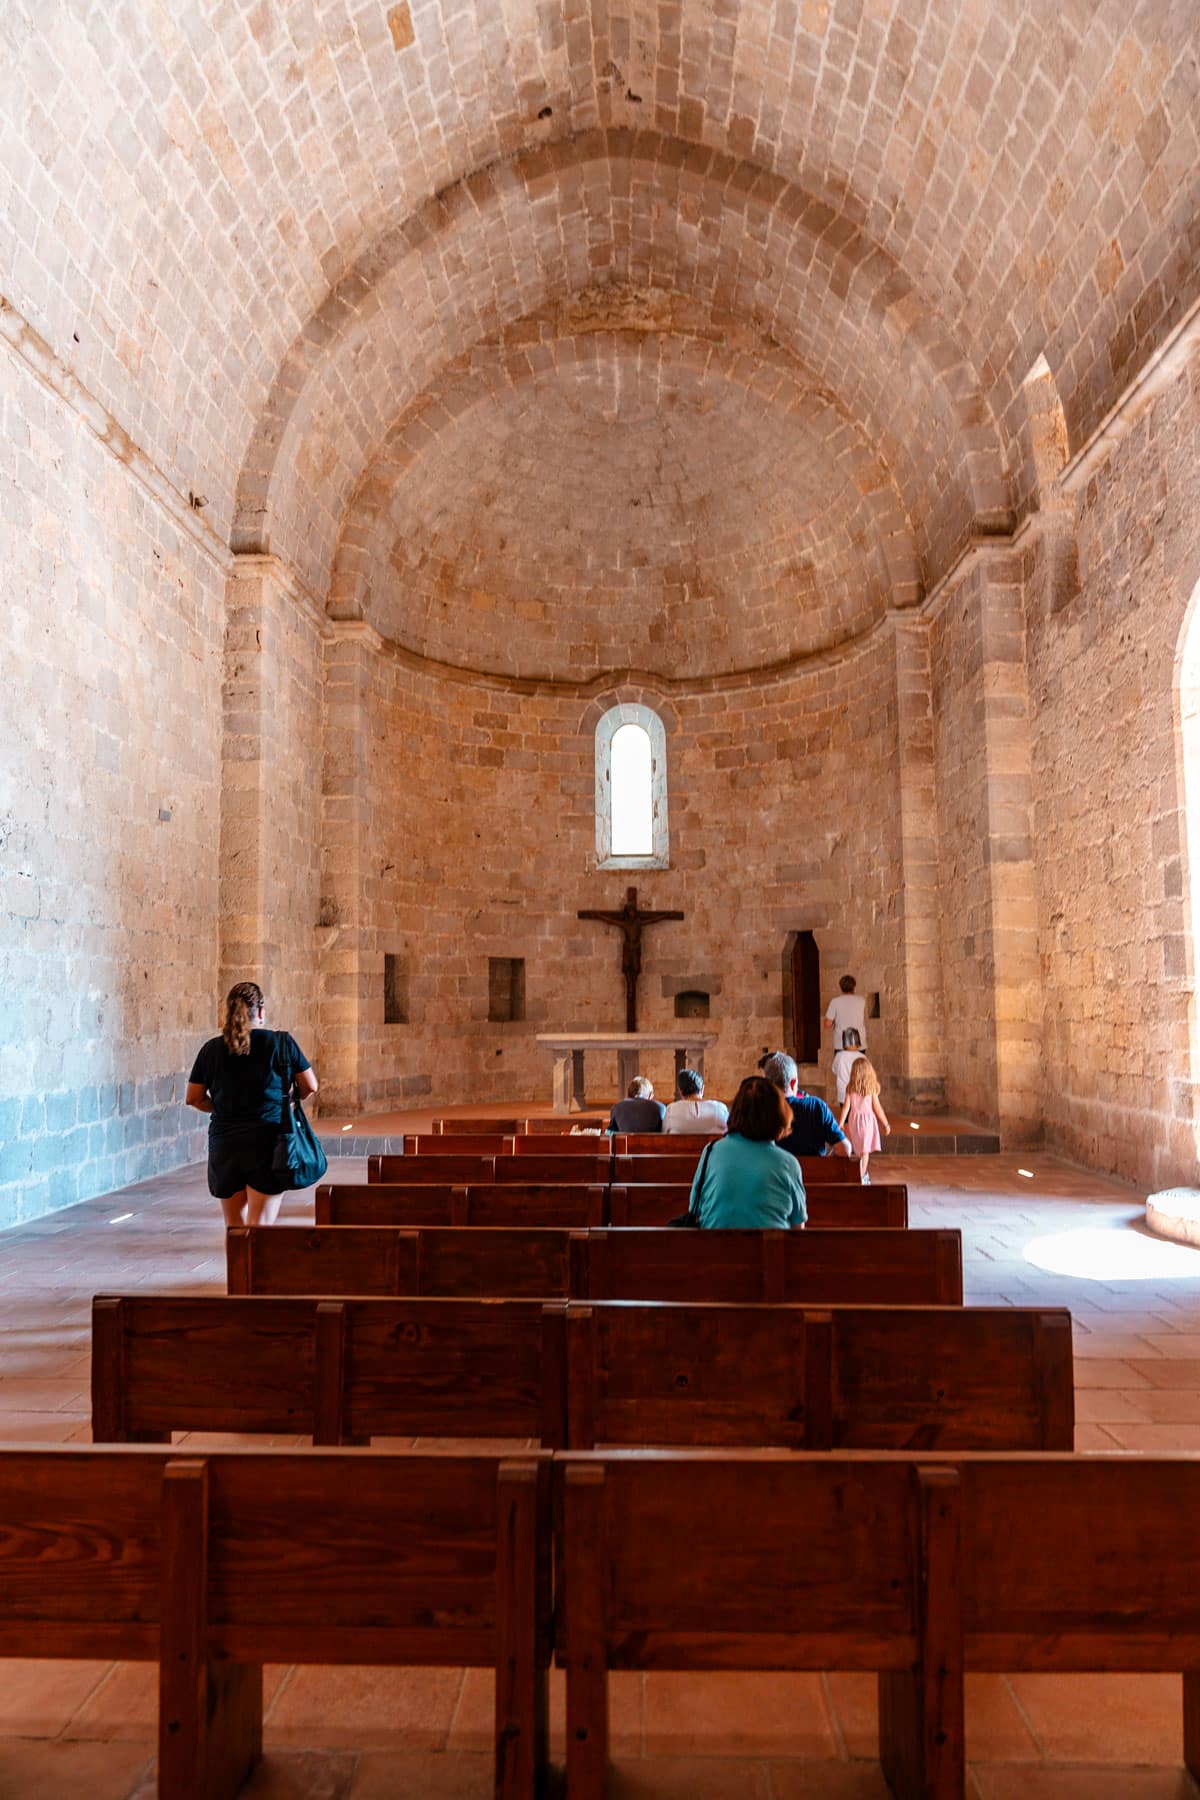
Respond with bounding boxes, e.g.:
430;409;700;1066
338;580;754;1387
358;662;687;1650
861;1169;871;1184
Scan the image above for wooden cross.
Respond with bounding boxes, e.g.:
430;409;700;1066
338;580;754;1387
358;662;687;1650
577;885;685;1032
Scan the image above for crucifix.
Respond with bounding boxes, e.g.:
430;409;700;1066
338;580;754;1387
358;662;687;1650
577;885;685;1032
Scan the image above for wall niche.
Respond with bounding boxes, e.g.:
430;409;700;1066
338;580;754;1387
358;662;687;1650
383;953;409;1025
674;989;710;1019
488;957;526;1023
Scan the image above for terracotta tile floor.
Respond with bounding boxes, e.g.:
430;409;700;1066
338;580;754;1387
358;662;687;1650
1;1150;1200;1796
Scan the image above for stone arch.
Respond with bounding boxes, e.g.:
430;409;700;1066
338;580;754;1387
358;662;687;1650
327;299;922;681
233;128;1013;603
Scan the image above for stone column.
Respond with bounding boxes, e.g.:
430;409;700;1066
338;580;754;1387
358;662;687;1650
977;555;1043;1143
219;556;324;1046
891;616;947;1108
318;624;376;1113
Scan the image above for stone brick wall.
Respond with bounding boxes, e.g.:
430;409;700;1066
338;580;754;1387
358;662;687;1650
0;341;222;1225
313;624;935;1117
1026;344;1200;1188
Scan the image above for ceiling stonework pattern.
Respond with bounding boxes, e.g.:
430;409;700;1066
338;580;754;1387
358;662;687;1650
3;0;1196;678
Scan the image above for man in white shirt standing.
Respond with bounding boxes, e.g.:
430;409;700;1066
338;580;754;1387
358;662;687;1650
824;974;868;1052
662;1068;729;1134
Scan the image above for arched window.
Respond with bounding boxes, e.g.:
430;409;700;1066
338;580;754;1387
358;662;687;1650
595;703;669;869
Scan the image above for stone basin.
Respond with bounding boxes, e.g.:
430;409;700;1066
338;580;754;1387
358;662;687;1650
1145;1188;1200;1250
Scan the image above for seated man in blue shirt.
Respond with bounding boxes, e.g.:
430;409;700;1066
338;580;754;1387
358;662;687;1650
759;1051;852;1160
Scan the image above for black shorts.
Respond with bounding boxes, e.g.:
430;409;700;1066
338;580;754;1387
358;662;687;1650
207;1124;291;1200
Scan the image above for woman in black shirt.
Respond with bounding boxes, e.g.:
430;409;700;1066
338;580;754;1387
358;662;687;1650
185;981;318;1226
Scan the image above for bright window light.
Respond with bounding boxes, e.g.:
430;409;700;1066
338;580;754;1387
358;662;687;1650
1025;1225;1200;1281
1017;1168;1034;1178
108;1213;133;1224
610;723;653;856
910;1122;920;1130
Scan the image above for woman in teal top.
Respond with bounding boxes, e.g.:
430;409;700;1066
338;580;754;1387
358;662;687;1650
688;1077;807;1229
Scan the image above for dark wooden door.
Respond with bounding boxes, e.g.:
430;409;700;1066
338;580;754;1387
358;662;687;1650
791;930;821;1065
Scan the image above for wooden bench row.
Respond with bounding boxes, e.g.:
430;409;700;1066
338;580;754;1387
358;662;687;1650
406;1132;725;1159
4;1443;1199;1799
370;1150;861;1183
432;1114;608;1133
318;1180;907;1230
228;1222;961;1304
92;1294;1073;1452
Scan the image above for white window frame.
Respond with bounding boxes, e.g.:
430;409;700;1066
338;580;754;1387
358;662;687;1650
595;702;669;870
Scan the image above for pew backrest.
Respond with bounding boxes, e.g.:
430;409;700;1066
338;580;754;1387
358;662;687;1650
578;1228;960;1305
616;1133;719;1157
433;1117;526;1135
367;1154;496;1183
0;1446;551;1797
227;1224;960;1306
611;1154;863;1187
608;1183;908;1229
565;1301;1073;1450
512;1134;611;1156
92;1295;568;1446
318;1184;608;1229
403;1134;515;1156
228;1224;579;1299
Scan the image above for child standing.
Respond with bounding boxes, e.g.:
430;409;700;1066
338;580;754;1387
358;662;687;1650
830;1027;865;1107
838;1057;890;1183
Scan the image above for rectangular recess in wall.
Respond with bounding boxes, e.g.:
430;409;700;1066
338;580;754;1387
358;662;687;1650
384;954;409;1025
488;957;526;1023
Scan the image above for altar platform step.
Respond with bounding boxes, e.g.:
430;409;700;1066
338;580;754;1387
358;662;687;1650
317;1103;1001;1158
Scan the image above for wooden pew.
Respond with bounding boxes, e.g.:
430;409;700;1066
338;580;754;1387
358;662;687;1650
615;1132;721;1156
611;1153;862;1187
564;1302;1073;1450
511;1133;613;1155
317;1184;608;1228
227;1224;962;1307
228;1225;576;1298
556;1450;954;1798
0;1446;549;1800
433;1116;526;1134
93;1295;1070;1453
366;1153;497;1183
368;1153;610;1185
556;1449;1200;1799
523;1116;608;1133
92;1295;568;1447
608;1182;909;1229
576;1228;961;1305
402;1133;515;1156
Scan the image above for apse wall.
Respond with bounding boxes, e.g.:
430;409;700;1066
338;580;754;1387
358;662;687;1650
1025;345;1200;1190
330;627;921;1113
0;344;222;1226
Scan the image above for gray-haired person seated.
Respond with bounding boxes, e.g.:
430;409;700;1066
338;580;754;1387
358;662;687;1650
607;1075;666;1135
662;1068;729;1134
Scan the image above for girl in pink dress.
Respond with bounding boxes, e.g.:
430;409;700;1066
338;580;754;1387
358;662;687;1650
837;1058;890;1182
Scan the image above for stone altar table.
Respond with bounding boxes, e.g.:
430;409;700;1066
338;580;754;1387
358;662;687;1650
536;1032;719;1114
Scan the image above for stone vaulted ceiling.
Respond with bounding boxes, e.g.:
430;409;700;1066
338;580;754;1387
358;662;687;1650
2;0;1197;677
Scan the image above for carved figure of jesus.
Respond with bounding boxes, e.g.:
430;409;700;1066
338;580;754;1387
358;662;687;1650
577;886;685;1032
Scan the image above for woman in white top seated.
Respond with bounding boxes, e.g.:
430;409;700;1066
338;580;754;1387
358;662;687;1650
661;1067;729;1134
